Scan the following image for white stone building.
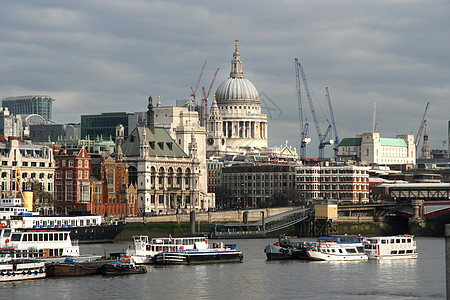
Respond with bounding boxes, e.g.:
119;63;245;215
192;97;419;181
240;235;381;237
120;97;214;215
337;132;415;167
0;137;55;210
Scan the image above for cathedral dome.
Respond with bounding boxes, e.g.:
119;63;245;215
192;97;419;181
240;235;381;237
215;39;260;104
215;77;259;104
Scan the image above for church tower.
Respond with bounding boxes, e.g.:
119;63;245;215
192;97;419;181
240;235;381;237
421;122;431;159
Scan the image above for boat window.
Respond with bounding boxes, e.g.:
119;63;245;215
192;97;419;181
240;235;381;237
346;248;357;253
398;250;405;254
34;234;38;241
39;234;43;241
402;239;406;243
390;239;394;243
391;250;397;254
339;249;343;253
407;239;411;243
326;249;330;253
49;234;53;241
357;247;364;253
331;249;335;253
22;234;28;241
59;233;64;240
406;250;413;254
11;233;21;241
44;234;48;241
381;240;387;244
64;233;68;240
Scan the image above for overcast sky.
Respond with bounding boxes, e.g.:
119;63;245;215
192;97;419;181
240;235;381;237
1;0;449;158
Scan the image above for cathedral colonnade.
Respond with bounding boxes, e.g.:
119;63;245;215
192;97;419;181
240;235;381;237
222;121;266;139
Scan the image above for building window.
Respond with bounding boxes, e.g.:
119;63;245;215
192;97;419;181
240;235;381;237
65;185;72;201
85;160;89;168
84;171;89;179
68;160;74;167
66;171;72;179
62;160;66;167
56;170;62;179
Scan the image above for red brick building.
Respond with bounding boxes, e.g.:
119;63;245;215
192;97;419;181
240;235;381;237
90;151;137;217
54;146;91;215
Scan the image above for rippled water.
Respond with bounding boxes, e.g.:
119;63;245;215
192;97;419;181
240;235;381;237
3;237;446;299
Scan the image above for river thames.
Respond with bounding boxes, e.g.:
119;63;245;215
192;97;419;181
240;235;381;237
3;237;446;299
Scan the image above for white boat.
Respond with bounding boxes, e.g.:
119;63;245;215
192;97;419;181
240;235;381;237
0;259;46;282
306;235;368;261
126;235;208;264
0;228;80;262
153;242;243;265
363;235;418;260
0;197;125;243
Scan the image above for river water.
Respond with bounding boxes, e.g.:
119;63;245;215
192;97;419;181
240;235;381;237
3;237;446;299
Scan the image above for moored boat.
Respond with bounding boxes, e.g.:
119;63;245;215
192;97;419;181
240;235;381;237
264;235;315;260
46;257;109;276
99;261;147;275
1;229;80;262
154;242;243;265
126;235;209;264
0;259;46;282
0;197;125;243
306;235;368;261
363;234;418;260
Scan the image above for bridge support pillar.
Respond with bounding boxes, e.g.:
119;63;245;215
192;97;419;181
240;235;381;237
411;199;424;220
409;199;426;234
313;218;337;237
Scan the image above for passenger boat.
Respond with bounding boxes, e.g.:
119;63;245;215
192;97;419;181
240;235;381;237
264;235;315;260
153;241;243;265
126;235;209;264
0;228;80;262
0;259;46;282
306;235;368;261
46;257;109;276
99;261;147;275
363;235;418;260
0;197;125;243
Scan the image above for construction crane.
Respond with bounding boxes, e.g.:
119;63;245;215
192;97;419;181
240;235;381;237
372;102;377;132
415;102;430;150
326;87;339;156
190;61;207;108
294;58;310;160
201;68;219;125
297;60;332;159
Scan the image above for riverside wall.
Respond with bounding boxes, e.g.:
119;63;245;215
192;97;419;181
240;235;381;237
125;206;299;224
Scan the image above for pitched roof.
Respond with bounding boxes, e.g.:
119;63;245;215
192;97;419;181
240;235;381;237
338;138;361;147
380;138;407;147
121;125;188;158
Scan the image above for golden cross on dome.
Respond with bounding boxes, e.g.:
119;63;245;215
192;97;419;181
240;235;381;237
235;38;239;51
